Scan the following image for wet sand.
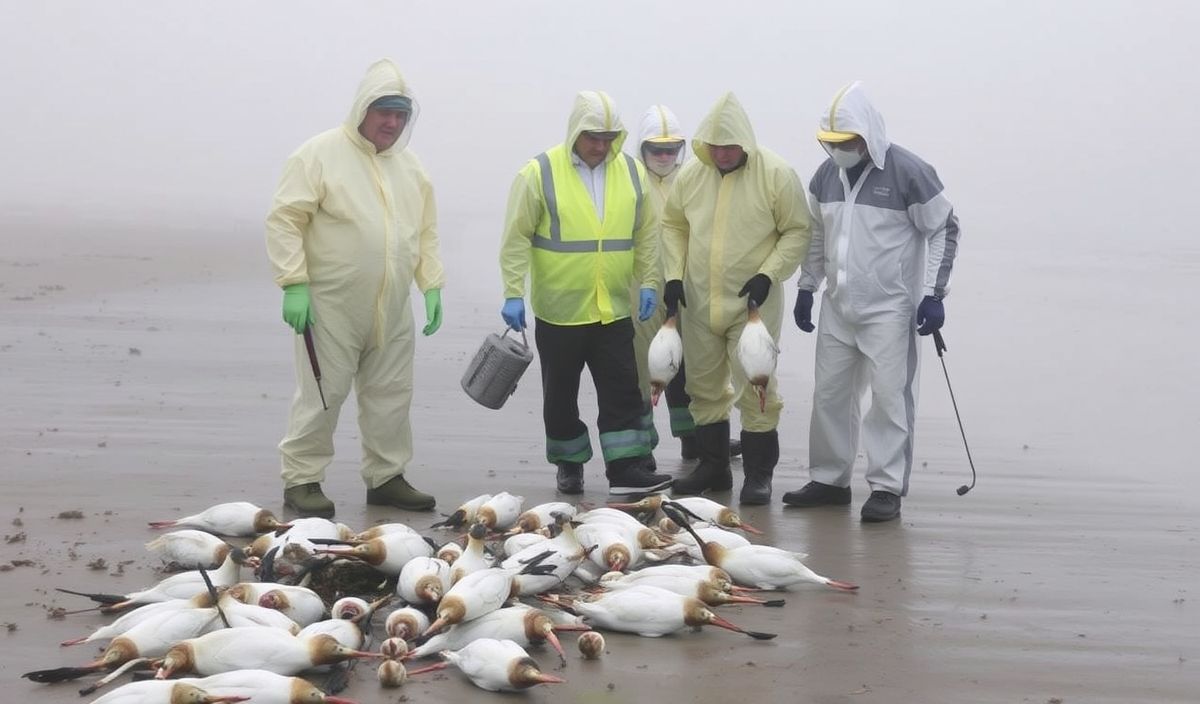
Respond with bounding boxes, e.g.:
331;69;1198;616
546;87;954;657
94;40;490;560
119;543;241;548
1;215;1196;704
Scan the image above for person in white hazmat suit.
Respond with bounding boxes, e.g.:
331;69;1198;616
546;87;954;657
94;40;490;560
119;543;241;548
661;93;811;505
266;59;446;517
782;82;961;522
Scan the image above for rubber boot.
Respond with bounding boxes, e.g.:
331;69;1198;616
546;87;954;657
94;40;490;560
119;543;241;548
283;482;335;519
679;434;699;460
738;429;778;505
672;421;732;495
366;475;436;511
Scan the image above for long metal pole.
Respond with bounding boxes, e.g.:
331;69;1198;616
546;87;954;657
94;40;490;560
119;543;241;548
932;330;977;495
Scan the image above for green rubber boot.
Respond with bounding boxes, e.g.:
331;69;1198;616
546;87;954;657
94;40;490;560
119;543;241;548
283;482;335;518
366;475;436;511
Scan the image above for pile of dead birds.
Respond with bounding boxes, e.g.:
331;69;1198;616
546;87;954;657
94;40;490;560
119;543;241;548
23;492;858;702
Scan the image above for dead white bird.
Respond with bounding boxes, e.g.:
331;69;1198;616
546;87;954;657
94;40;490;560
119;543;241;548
397;557;452;606
477;492;524;532
509;502;577;534
86;680;250;704
736;301;779;412
56;550;251;612
406;638;564;692
647;316;684;406
145;530;232;570
147;502;288;537
223;583;326;627
430;494;492;529
155;627;378;678
407;604;576;663
313;531;434;577
385;607;430;642
436;540;464;564
185;669;355;704
354;522;418;542
451;523;496;584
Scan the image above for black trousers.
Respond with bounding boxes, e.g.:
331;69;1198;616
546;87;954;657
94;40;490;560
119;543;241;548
535;317;647;465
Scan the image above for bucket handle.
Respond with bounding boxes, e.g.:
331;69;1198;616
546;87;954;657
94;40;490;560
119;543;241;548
500;327;529;349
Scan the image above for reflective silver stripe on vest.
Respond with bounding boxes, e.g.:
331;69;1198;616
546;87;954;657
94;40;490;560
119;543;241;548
531;151;639;253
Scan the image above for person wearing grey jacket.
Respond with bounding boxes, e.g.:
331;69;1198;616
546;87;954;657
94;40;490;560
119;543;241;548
783;81;961;523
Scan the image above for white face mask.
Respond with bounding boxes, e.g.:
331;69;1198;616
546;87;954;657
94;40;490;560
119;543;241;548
646;159;678;178
829;146;864;169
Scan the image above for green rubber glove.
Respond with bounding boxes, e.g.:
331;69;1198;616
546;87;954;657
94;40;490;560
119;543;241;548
422;289;443;336
282;283;313;334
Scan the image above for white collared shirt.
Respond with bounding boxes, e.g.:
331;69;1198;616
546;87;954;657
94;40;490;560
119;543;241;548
570;150;605;218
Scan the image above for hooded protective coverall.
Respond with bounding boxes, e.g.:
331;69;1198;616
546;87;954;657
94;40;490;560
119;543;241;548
661;92;810;499
499;91;661;481
630;104;694;444
266;59;445;490
798;82;960;496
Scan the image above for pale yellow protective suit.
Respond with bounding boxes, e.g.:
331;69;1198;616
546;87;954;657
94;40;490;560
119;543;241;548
266;59;445;489
661;93;810;431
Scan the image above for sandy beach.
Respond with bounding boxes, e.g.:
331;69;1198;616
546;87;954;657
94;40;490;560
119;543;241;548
0;210;1196;704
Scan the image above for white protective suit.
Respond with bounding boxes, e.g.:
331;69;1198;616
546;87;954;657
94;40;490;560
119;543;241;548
266;59;445;490
661;93;810;431
631;105;686;435
798;81;961;496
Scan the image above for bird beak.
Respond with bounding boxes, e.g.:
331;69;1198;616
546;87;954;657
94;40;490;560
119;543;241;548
205;697;251;704
756;386;766;413
650;385;663;406
708;614;777;640
530;672;567;685
544;630;567;665
737;522;763;535
323;698;360;704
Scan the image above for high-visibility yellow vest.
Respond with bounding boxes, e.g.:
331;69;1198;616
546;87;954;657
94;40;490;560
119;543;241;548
530;144;644;326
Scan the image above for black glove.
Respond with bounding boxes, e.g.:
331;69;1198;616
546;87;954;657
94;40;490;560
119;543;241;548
664;280;686;317
793;290;815;332
916;295;945;336
737;273;772;307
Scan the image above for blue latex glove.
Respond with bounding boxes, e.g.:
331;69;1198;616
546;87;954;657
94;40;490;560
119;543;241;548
793;289;814;332
916;295;945;336
501;297;526;331
638;287;657;322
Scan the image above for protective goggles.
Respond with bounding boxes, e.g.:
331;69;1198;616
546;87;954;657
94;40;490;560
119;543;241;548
644;143;683;157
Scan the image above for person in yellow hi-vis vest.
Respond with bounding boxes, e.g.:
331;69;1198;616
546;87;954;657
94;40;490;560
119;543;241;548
266;59;445;518
661;92;811;505
499;91;672;496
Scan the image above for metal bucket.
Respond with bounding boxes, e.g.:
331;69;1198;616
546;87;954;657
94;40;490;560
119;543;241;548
461;328;535;410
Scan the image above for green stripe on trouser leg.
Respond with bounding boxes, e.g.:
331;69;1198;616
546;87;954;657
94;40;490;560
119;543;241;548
599;428;652;462
669;405;696;436
640;400;659;449
546;432;593;464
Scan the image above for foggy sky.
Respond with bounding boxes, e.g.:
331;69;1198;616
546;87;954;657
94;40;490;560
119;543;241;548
2;1;1198;479
2;0;1196;251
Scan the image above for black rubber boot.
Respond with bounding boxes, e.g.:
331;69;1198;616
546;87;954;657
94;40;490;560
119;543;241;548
556;462;584;494
672;421;732;495
738;429;778;505
679;434;699;460
729;438;743;458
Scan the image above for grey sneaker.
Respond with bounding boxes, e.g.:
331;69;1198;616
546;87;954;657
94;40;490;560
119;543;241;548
283;482;335;518
860;491;901;523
